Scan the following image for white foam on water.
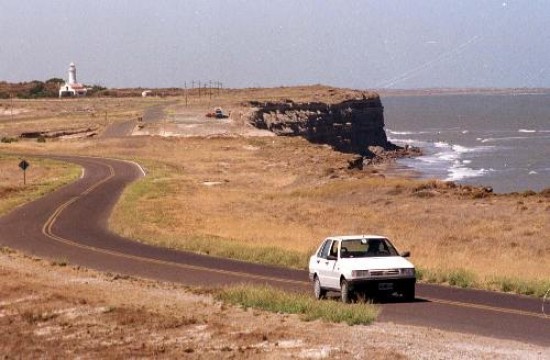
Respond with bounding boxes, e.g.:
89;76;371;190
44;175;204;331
414;142;497;182
446;166;489;182
480;136;533;143
434;141;449;148
386;129;429;135
518;129;536;133
528;170;538;175
387;137;428;148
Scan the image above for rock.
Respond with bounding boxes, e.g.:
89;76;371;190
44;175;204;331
249;97;392;155
347;155;364;170
367;146;385;156
247;97;427;168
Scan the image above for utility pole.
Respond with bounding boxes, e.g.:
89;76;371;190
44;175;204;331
10;87;14;122
184;81;188;107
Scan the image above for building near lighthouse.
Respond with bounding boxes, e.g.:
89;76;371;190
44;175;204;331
59;62;87;97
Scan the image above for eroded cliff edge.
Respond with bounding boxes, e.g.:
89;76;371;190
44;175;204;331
248;93;420;168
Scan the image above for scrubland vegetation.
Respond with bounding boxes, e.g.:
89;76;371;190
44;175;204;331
1;88;549;298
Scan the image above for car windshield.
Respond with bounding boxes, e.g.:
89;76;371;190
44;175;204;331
340;238;399;258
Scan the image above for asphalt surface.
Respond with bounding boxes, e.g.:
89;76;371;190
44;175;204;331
0;156;548;346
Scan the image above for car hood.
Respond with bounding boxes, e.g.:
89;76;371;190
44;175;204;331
339;256;414;270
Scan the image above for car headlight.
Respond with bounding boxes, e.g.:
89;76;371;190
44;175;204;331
351;270;370;278
401;268;415;277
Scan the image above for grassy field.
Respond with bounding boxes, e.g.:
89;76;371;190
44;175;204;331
106;137;549;297
215;285;379;325
0;97;167;138
1;88;549;298
0;154;80;215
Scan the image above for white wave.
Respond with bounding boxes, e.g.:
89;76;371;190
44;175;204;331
528;170;538;175
446;166;489;182
386;129;429;135
438;152;458;161
462;130;469;134
481;136;530;143
518;129;536;133
434;141;450;148
452;144;473;153
417;156;441;164
481;135;549;143
387;138;428;147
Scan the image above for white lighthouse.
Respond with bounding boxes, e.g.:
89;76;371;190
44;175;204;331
59;62;87;97
68;62;77;84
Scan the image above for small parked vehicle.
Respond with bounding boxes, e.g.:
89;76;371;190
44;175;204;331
308;235;416;303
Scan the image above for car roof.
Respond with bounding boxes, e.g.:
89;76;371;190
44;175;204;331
326;235;388;241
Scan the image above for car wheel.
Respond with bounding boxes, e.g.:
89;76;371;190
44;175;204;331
313;276;326;300
403;284;415;302
341;279;353;304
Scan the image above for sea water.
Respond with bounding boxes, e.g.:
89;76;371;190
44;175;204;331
382;93;550;193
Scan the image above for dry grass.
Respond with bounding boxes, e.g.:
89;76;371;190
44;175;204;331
107;137;549;296
1;91;549;297
4;246;543;358
0;154;80;215
216;285;379;325
0;97;166;137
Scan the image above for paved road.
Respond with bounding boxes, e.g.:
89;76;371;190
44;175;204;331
101;120;136;138
0;156;548;346
100;102;173;138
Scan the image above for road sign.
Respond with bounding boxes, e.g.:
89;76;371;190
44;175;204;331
19;160;30;185
19;160;30;171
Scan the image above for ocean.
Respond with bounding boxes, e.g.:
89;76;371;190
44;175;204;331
382;93;550;193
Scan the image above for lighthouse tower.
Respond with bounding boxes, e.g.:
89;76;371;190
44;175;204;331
59;62;87;97
68;62;77;84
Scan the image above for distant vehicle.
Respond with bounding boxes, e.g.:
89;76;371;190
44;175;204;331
308;235;416;303
205;107;229;119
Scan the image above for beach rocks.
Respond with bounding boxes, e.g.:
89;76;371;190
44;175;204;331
248;96;425;168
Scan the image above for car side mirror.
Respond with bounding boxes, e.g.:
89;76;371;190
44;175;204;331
401;251;411;258
326;255;337;261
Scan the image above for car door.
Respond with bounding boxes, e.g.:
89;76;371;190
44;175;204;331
323;240;341;289
317;239;339;290
310;239;330;280
313;239;331;286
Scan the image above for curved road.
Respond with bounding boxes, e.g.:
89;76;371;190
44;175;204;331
0;156;548;346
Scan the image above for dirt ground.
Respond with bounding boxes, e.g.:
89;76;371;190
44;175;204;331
1;248;547;359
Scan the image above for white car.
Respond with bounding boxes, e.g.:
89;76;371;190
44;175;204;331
308;235;416;303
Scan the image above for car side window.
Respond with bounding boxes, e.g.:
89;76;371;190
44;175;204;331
329;240;339;258
318;240;332;259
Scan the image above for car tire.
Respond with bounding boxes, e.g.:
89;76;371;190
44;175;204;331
341;279;353;304
403;284;415;302
313;276;326;300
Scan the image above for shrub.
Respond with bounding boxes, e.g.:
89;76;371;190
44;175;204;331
1;137;18;143
216;285;379;325
539;188;550;198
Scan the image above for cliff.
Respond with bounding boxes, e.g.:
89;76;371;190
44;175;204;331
248;95;418;165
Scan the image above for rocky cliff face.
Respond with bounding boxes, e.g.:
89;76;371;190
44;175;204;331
248;96;400;157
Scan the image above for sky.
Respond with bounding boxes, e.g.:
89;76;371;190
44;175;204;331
1;0;549;89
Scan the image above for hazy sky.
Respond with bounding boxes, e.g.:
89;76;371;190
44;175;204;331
1;0;549;89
